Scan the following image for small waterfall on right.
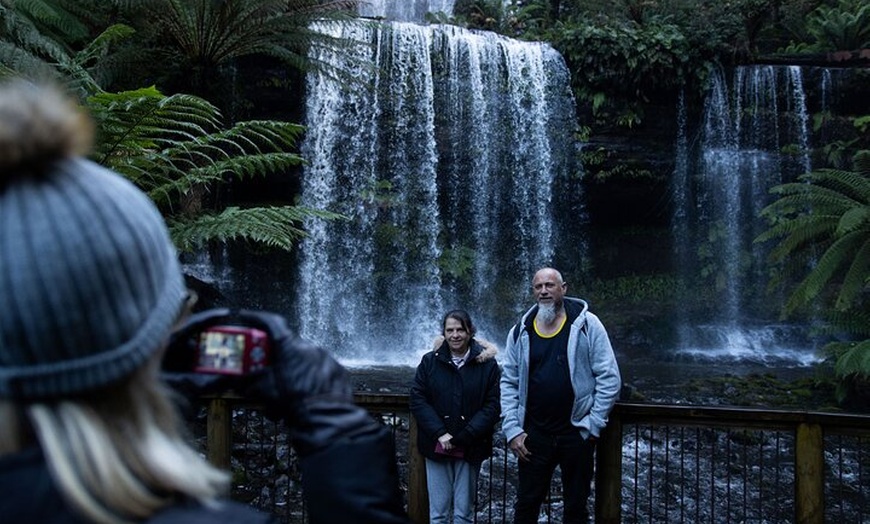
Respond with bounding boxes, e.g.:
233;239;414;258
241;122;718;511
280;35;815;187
673;65;821;365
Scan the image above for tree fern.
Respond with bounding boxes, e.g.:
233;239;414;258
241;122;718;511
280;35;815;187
84;87;331;251
757;153;870;384
805;0;870;51
142;0;364;94
4;0;341;254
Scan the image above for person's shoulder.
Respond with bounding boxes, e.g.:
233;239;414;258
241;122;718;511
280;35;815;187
147;499;272;524
420;337;446;362
472;338;499;363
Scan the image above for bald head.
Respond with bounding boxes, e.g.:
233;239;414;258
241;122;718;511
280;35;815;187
533;267;564;285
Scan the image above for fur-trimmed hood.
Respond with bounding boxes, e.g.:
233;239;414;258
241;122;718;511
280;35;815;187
431;336;498;363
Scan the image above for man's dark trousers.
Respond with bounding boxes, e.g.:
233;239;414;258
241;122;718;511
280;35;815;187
513;429;596;524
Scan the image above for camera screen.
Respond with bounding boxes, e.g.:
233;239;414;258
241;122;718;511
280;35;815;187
198;331;246;372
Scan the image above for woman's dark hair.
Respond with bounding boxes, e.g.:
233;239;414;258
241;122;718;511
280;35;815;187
442;309;476;337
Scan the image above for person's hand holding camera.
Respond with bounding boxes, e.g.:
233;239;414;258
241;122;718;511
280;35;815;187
165;308;408;523
164;308;377;457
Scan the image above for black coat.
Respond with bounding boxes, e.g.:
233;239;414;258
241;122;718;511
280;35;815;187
409;337;501;465
0;446;270;524
0;435;409;524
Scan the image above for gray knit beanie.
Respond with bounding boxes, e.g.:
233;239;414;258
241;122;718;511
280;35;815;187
0;81;188;400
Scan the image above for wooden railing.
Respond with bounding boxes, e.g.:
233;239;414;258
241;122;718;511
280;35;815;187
202;394;870;523
596;403;870;524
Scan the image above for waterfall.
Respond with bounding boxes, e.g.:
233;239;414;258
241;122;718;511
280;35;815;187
674;65;818;364
671;90;691;343
821;68;832;112
298;21;576;365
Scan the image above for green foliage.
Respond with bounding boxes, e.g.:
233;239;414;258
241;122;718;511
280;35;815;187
833;340;870;377
138;0;363;99
437;245;477;280
450;0;506;32
855;115;870;133
1;1;345;254
824;338;870;401
0;0;80;84
757;165;870;314
757;152;870;382
804;0;870;52
589;273;683;304
4;0;89;47
169;206;342;252
782;0;870;52
85;87;332;251
548;15;696;127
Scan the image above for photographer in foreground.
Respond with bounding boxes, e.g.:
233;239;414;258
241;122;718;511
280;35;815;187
0;79;408;524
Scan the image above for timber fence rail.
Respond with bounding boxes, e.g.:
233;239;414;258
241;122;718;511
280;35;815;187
198;394;870;524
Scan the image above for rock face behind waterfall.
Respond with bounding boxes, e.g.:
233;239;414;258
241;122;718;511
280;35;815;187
359;0;455;22
297;21;576;364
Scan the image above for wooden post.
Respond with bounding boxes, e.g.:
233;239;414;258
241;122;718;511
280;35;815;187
595;415;623;524
407;414;429;524
207;398;232;470
795;423;824;524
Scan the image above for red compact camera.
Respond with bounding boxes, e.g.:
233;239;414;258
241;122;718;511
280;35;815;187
194;325;270;375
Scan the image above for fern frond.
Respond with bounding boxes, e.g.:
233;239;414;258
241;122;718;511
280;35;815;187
185;120;305;158
765;182;862;214
836;239;870;309
73;23;136;70
837;205;870;235
854;150;870;174
833;339;870;379
88;88;224;163
801;168;870;202
146;0;370;87
784;230;865;314
825;310;870;337
2;4;73;61
763;217;837;260
11;0;89;46
187;152;304;181
168;206;345;252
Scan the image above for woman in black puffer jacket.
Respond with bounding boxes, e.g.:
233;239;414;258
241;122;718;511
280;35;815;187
410;310;501;524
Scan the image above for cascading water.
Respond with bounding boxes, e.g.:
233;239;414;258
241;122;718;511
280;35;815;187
673;65;821;365
298;21;576;365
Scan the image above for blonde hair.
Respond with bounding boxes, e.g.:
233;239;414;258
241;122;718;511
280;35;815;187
0;355;229;524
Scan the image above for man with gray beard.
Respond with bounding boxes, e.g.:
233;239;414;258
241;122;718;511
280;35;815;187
500;267;621;524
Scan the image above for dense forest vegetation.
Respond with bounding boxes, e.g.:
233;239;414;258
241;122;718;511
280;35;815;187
1;0;867;404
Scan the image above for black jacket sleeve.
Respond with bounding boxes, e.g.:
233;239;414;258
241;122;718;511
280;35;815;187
300;423;409;524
